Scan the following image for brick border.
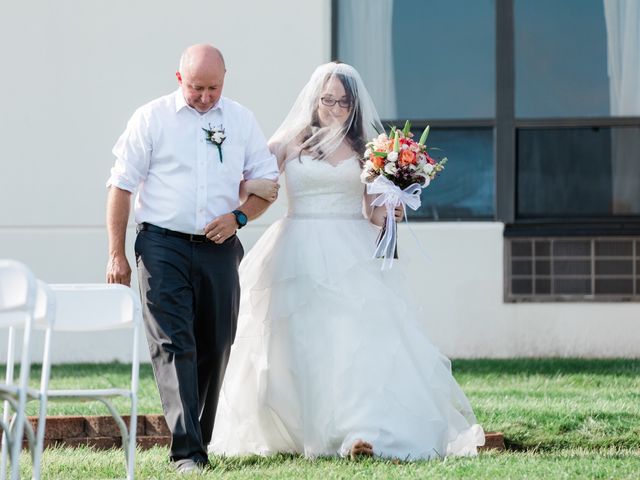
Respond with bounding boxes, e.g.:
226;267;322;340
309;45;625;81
22;414;170;450
482;432;505;450
11;415;504;451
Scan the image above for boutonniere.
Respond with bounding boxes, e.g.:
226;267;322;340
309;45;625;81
202;124;226;163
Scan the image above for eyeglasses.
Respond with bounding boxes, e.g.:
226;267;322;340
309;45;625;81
320;97;352;109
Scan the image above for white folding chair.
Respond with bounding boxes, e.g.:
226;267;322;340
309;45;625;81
27;280;55;480
47;284;141;480
0;261;54;480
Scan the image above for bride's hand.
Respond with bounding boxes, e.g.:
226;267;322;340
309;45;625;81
394;205;404;222
244;179;280;202
370;204;404;227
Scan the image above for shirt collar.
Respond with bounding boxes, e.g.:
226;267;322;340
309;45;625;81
174;88;224;114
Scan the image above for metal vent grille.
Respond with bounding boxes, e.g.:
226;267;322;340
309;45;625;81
505;237;640;301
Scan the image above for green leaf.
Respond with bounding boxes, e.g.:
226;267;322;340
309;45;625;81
372;151;387;157
393;130;400;153
402;120;411;137
418;125;430;146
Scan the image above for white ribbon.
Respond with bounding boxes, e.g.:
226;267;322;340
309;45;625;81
367;175;423;270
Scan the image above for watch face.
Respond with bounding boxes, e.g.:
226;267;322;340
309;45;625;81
234;210;248;226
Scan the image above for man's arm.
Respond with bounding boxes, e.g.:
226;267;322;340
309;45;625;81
205;109;279;244
106;186;133;286
238;194;273;220
203;195;271;244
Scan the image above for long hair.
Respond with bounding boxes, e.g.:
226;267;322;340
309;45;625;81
299;71;365;162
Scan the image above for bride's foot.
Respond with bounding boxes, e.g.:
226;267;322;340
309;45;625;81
349;439;373;460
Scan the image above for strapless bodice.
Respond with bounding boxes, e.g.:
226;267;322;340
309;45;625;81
284;156;364;218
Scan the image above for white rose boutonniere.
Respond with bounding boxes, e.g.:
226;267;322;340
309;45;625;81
202;124;226;163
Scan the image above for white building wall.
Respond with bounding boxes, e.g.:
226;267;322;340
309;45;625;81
400;223;640;358
0;0;638;362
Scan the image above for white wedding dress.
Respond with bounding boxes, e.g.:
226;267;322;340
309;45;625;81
210;156;484;459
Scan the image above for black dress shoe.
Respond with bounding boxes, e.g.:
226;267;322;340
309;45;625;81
174;458;205;474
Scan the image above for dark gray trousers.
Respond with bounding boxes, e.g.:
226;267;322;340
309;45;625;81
135;227;243;462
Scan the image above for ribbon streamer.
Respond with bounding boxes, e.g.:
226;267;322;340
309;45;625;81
367;175;422;270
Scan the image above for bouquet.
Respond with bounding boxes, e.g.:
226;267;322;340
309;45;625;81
361;121;447;270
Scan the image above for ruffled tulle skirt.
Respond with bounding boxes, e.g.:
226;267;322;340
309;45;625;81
209;215;484;459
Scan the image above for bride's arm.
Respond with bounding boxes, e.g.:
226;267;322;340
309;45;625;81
241;139;302;203
238;141;288;203
269;138;300;174
239;179;280;203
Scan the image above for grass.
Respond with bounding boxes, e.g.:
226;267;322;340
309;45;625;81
21;363;161;416
4;359;640;478
25;447;640;479
454;359;640;451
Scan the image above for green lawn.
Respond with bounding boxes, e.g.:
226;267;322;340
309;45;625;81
22;363;161;416
7;359;640;479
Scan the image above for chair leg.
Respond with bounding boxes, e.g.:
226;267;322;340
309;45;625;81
1;326;17;480
0;421;12;480
32;325;52;480
10;316;35;480
126;423;136;480
126;402;137;480
0;399;19;480
31;397;48;480
9;408;25;480
0;406;10;480
96;399;136;479
3;412;32;480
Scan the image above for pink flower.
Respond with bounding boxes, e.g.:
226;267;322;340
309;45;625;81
425;152;436;165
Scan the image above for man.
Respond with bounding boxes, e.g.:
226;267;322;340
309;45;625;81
106;44;278;473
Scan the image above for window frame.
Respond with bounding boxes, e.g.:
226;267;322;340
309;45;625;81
331;0;640;230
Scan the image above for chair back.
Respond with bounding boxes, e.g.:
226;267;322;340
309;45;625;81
0;261;43;480
0;260;37;326
33;280;56;329
49;284;141;332
45;283;141;479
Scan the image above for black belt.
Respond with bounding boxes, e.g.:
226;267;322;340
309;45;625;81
138;223;209;243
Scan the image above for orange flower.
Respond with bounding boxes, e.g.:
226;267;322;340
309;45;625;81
398;149;417;166
371;154;385;169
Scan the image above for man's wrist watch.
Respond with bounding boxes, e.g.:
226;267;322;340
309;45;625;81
232;209;248;229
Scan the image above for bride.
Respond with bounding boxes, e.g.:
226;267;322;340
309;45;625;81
209;62;484;460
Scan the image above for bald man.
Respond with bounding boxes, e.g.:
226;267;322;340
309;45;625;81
106;44;278;473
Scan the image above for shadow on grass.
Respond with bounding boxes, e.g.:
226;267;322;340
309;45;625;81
451;358;640;377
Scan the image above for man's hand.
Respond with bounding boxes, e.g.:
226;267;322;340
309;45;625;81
106;186;133;285
204;213;238;244
205;193;273;243
106;254;132;286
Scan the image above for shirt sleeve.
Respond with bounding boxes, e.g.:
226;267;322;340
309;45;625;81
242;112;279;181
106;107;152;192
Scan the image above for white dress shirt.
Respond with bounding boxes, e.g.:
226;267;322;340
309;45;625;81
107;89;278;234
